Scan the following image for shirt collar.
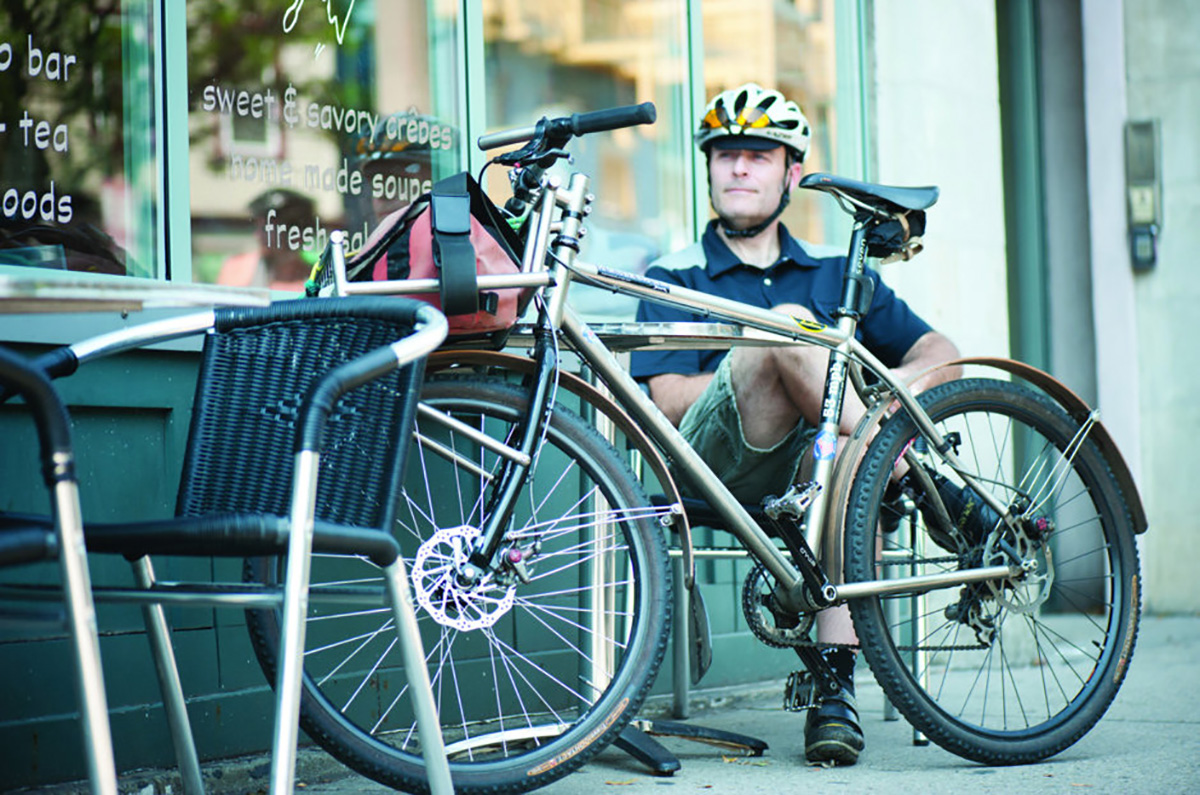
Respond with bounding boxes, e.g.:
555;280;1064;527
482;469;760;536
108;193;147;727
700;219;819;277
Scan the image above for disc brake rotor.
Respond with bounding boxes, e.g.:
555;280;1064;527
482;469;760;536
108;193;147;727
412;525;516;631
983;523;1054;614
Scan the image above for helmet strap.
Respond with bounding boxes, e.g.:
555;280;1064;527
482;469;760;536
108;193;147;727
718;187;791;239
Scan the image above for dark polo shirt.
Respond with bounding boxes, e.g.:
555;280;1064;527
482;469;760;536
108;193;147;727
630;220;932;380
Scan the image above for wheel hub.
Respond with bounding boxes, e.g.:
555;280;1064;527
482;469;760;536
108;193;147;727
412;525;517;630
983;521;1054;614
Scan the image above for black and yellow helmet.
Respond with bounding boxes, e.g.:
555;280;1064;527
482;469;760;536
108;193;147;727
696;83;811;161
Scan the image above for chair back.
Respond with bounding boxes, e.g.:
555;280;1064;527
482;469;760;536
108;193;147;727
175;298;425;532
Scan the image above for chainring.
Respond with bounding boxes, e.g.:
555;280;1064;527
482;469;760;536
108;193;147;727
741;563;816;649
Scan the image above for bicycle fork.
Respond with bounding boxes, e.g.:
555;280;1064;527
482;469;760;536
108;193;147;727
461;311;559;577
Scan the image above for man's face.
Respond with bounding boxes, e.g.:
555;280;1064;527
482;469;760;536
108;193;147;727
708;144;801;230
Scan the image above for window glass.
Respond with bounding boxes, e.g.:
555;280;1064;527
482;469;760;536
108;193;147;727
187;0;465;291
700;0;838;247
481;0;692;321
0;0;158;277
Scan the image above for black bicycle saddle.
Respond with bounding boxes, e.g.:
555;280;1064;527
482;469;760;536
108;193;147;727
799;173;939;213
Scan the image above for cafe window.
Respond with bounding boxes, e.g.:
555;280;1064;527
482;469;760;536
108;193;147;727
699;0;842;248
186;0;466;291
0;0;159;277
2;1;857;292
480;0;694;321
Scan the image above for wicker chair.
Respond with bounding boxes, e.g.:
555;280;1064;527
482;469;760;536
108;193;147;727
0;297;451;794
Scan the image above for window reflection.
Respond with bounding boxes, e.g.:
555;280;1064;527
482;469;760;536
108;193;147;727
0;0;157;277
700;0;837;246
187;0;463;290
482;0;691;321
480;1;838;319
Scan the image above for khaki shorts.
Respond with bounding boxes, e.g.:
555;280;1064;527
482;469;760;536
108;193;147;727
676;355;814;504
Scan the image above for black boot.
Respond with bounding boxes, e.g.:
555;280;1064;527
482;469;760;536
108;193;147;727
884;468;1003;553
918;471;1002;552
804;649;863;766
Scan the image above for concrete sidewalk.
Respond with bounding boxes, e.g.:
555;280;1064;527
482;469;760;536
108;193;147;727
22;614;1199;794
298;613;1199;794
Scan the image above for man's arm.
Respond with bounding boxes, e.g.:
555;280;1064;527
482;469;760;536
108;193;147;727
646;372;715;426
892;330;962;394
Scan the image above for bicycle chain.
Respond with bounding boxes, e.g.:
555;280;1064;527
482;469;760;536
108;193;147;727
741;552;997;654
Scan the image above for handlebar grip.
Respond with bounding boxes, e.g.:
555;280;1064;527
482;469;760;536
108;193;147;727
568;102;657;135
478;102;658;151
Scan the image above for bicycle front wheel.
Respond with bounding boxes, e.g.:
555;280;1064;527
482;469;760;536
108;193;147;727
247;374;672;793
844;378;1140;765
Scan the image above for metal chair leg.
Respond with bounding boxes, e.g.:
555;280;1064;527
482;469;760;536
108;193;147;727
384;558;453;795
54;478;119;795
132;556;205;795
269;451;322;795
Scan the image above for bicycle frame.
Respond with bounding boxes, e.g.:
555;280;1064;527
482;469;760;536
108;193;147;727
331;168;1023;615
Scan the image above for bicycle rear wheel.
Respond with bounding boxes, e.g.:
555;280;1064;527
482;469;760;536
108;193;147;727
246;374;672;793
844;378;1140;765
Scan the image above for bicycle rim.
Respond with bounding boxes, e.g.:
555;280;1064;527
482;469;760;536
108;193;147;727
845;378;1140;764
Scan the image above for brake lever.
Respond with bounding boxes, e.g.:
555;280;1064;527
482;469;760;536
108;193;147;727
534;148;571;167
493;115;577;167
493;118;552;166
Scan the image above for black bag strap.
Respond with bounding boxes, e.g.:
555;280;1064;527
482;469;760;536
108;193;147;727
430;172;478;316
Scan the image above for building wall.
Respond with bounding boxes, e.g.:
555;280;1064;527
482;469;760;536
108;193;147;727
3;1;1196;788
871;0;1197;616
871;1;1011;362
1123;0;1200;612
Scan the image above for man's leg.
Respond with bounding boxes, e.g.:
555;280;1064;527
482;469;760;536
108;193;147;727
725;332;865;766
806;604;863;765
728;304;867;449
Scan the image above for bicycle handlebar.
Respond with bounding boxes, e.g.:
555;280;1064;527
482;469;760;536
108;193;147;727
477;102;657;151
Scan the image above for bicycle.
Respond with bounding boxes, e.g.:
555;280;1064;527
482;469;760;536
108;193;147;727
243;103;1146;793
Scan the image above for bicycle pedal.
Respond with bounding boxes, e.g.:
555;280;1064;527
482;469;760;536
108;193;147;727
764;481;822;520
783;670;820;712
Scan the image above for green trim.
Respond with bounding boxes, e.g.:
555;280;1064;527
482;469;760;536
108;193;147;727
687;1;707;240
122;0;156;278
462;1;487;180
826;0;868;248
161;0;193;282
996;0;1049;369
834;0;870;182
